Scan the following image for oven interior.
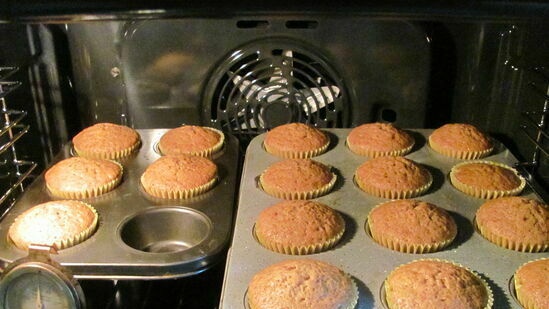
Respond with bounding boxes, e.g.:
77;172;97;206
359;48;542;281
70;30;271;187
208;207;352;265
0;4;547;308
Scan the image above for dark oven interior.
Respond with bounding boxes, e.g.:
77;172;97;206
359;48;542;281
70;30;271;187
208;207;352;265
0;2;547;308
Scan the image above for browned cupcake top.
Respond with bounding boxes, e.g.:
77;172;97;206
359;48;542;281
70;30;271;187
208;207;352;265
514;259;549;309
255;200;345;249
248;259;357;309
347;122;414;156
260;159;334;193
158;125;223;156
8;200;98;250
355;156;431;192
45;157;122;194
264;123;329;158
429;123;492;153
385;260;489;309
451;162;522;191
476;197;548;248
141;155;217;192
72;123;140;159
368;199;457;246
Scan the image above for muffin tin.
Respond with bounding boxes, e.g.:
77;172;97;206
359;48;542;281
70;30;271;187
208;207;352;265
0;129;240;279
220;129;547;309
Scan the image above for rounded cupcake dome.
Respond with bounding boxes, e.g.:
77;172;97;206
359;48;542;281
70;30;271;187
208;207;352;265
158;125;225;157
72;122;141;160
347;122;414;157
429;123;493;159
263;122;329;159
514;258;549;309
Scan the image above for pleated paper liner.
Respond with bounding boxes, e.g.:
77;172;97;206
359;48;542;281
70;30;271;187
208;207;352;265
263;139;330;159
450;161;526;199
258;172;337;200
510;258;549;309
74;139;142;161
141;176;218;200
252;223;345;255
46;161;123;199
157;127;225;158
429;135;494;160
346;137;414;158
354;172;433;199
382;259;494;309
473;216;548;253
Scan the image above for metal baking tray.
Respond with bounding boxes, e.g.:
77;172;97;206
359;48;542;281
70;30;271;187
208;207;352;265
220;129;548;309
0;129;239;279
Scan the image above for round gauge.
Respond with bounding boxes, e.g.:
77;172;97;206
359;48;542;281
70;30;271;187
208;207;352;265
0;262;85;309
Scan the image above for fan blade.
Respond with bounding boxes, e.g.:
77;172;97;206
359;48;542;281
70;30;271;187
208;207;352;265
302;86;340;114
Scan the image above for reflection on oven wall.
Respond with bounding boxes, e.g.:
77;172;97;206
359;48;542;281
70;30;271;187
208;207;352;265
0;14;547;309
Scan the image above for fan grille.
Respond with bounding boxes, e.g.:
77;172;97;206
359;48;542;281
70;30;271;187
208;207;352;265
203;38;349;139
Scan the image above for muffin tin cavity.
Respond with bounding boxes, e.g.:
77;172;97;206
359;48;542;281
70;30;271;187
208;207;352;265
119;207;212;254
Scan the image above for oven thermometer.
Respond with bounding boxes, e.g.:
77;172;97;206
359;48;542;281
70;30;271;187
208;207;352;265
0;244;86;309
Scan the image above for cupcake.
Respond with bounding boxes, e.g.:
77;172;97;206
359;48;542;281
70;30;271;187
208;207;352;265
263;122;329;158
385;259;492;309
450;161;525;199
247;259;358;309
259;159;336;200
45;157;123;199
355;156;432;199
8;200;98;251
140;154;217;199
158;125;224;157
367;199;457;253
72;122;141;160
429;123;493;159
514;259;549;309
475;197;548;252
347;122;414;157
255;200;345;255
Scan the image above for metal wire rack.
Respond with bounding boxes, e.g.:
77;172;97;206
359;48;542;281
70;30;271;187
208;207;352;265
0;67;37;219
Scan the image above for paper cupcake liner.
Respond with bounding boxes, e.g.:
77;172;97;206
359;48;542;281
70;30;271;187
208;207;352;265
385;259;494;309
513;258;549;309
346;137;414;158
429;136;493;160
475;222;548;253
143;176;218;199
158;127;225;158
74;139;141;161
47;163;123;199
355;173;432;199
450;161;526;199
254;225;345;255
367;219;455;254
259;173;337;200
263;139;330;159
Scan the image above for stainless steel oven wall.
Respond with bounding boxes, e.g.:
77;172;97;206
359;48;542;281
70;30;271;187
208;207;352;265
66;18;431;132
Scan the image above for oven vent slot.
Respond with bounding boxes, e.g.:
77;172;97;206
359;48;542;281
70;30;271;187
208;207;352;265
0;66;37;219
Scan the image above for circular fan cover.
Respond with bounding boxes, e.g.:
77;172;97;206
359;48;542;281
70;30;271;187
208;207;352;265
203;38;349;138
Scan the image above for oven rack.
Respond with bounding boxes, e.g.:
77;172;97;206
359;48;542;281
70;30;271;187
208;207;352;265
0;66;38;218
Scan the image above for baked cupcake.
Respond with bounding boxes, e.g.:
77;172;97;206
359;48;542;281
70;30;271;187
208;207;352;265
429;123;493;159
259;159;336;200
247;259;358;309
475;197;548;252
385;259;492;309
255;200;345;255
140;154;217;199
8;200;98;251
355;156;432;199
72;122;141;160
158;125;224;157
450;161;525;199
367;199;457;253
347;122;414;157
45;157;123;199
514;258;548;309
263;122;329;158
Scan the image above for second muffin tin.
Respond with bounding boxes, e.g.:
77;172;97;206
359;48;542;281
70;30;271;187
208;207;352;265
220;128;547;309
